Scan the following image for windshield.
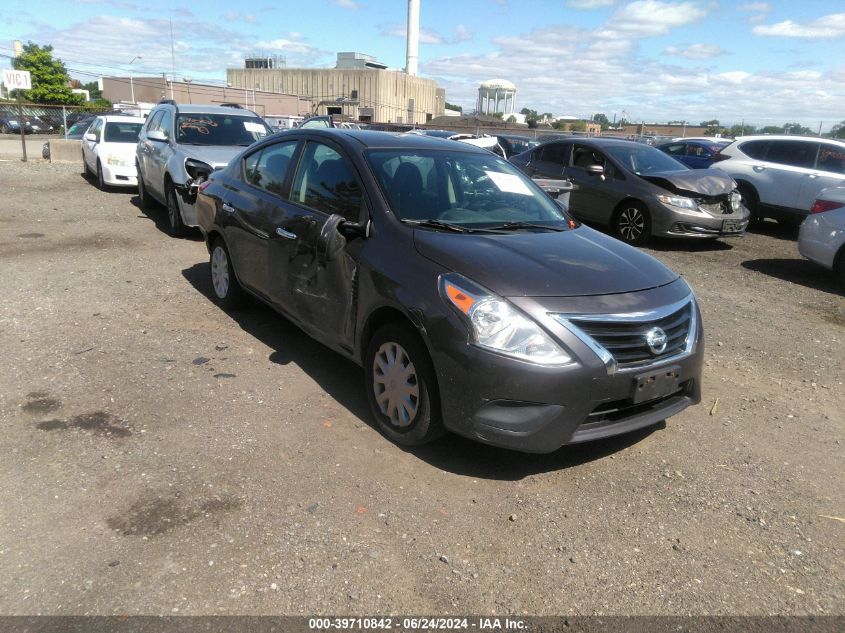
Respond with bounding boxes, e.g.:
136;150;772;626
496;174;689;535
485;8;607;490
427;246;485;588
604;144;689;174
103;122;143;143
366;149;571;230
176;113;271;146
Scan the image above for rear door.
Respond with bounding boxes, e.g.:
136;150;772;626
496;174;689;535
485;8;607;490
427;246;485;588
756;140;819;209
796;142;845;212
219;139;301;300
271;138;367;350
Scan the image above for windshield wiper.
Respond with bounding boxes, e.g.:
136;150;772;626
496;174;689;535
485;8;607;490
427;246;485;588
483;221;565;232
400;219;471;233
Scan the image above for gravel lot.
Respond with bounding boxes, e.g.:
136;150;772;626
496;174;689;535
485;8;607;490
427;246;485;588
0;161;842;616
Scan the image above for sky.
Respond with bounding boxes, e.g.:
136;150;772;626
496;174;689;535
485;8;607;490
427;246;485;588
2;0;844;130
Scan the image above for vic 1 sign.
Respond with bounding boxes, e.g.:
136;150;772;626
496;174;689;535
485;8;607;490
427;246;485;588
3;69;32;91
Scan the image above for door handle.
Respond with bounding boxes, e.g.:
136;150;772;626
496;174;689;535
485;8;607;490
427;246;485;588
275;227;297;240
221;202;236;214
753;165;766;172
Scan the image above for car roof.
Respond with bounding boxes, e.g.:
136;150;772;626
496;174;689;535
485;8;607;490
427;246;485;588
160;103;262;116
269;128;491;153
99;115;146;123
540;137;646;149
734;134;845;145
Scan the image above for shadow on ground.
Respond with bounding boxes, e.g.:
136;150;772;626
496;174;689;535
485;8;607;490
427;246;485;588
182;262;664;480
742;258;843;296
131;195;202;241
746;218;800;241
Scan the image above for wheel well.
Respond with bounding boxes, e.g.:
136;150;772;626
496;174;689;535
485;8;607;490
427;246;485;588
612;198;647;220
735;180;758;202
834;243;845;274
360;307;421;361
205;229;223;254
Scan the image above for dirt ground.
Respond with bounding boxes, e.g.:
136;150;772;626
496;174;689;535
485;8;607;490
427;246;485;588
0;161;842;616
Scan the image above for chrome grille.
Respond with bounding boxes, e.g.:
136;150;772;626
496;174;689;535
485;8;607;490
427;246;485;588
559;298;695;369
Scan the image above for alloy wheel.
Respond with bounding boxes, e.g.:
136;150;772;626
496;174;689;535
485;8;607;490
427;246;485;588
372;342;420;427
618;207;645;242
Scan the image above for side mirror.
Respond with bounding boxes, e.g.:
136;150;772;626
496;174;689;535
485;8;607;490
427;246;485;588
318;214;348;262
84;132;97;142
587;164;604;176
147;129;168;142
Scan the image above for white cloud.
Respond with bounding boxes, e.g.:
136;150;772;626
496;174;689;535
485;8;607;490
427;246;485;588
599;1;710;38
753;13;845;38
664;43;726;59
737;2;769;11
332;0;363;9
381;23;473;45
565;0;615;8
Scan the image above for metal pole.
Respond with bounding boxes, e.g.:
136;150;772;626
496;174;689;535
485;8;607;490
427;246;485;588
17;91;27;162
62;106;68;140
130;71;135;105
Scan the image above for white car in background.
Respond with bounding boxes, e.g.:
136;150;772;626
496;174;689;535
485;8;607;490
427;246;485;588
82;115;146;190
798;186;845;283
713;135;845;225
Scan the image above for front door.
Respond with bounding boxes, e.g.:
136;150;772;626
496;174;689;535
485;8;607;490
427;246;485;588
564;144;621;224
270;139;367;351
796;142;845;213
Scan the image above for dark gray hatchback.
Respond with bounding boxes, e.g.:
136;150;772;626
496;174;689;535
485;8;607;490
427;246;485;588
196;129;703;453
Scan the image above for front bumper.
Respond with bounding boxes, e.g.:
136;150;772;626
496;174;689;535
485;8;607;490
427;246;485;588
427;283;704;453
101;163;138;187
652;201;750;239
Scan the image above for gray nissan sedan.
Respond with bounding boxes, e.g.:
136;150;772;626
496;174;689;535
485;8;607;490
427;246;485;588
510;137;749;245
196;130;703;453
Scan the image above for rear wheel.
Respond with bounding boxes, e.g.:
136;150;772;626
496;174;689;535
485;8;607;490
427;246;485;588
166;185;187;237
613;202;651;245
836;250;845;287
209;238;246;309
137;166;154;207
365;323;444;446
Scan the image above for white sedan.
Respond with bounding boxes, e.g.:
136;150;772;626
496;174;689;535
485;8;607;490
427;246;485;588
82;115;145;189
798;186;845;284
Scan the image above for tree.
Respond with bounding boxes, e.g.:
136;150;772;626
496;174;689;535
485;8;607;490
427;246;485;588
81;81;104;101
444;101;462;113
831;121;845;139
728;124;756;137
569;120;587;132
592;113;610;129
782;122;813;135
506;115;517;123
759;125;784;135
12;42;82;105
700;119;720;127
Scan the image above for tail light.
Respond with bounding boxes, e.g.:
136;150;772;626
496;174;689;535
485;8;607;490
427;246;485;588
810;199;844;214
711;153;729;162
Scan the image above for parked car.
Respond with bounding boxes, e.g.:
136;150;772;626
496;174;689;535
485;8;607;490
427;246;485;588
136;102;273;236
195;129;703;453
713;135;845;225
798;186;845;283
0;114;32;134
25;116;55;134
82;115;146;189
497;134;539;159
510;137;749;244
656;139;731;169
42;116;94;159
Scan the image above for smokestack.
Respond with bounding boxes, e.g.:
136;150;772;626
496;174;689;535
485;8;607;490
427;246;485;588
406;0;419;76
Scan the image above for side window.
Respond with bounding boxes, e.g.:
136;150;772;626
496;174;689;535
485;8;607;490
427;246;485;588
539;143;568;165
664;143;685;155
739;140;769;160
244;150;261;186
249;141;298;196
688;144;709;158
159;111;173;140
146;111;164;133
88;119;102;139
765;141;817;168
291;142;364;222
816;144;845;175
571;145;605;169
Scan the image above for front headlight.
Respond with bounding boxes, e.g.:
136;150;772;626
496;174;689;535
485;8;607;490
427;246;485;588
730;191;741;211
106;155;129;167
657;194;698;210
440;274;573;366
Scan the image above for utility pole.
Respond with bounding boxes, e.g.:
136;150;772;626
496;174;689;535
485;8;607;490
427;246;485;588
17;89;26;162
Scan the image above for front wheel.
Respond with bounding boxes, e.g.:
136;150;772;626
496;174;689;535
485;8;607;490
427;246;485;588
96;160;107;190
365;323;444;446
613;202;651;245
209;238;246;309
166;185;187;237
137;166;154;207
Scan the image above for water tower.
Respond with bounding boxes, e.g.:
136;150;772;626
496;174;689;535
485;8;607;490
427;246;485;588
477;79;517;117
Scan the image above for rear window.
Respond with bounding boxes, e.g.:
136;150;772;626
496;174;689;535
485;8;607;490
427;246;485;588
816;144;845;175
738;140;769;160
103;122;142;143
764;141;817;169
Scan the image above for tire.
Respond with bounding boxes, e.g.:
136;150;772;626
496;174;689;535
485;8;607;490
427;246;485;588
613;202;651;246
136;166;153;207
737;182;761;223
82;152;91;177
209;238;246;309
0;125;9;134
834;250;845;288
365;323;445;447
96;161;107;191
166;185;187;237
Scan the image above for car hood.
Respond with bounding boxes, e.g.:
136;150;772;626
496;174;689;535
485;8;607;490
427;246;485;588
180;145;245;169
641;168;735;197
413;226;678;297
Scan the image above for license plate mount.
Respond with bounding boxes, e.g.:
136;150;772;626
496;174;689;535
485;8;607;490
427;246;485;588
632;366;681;404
